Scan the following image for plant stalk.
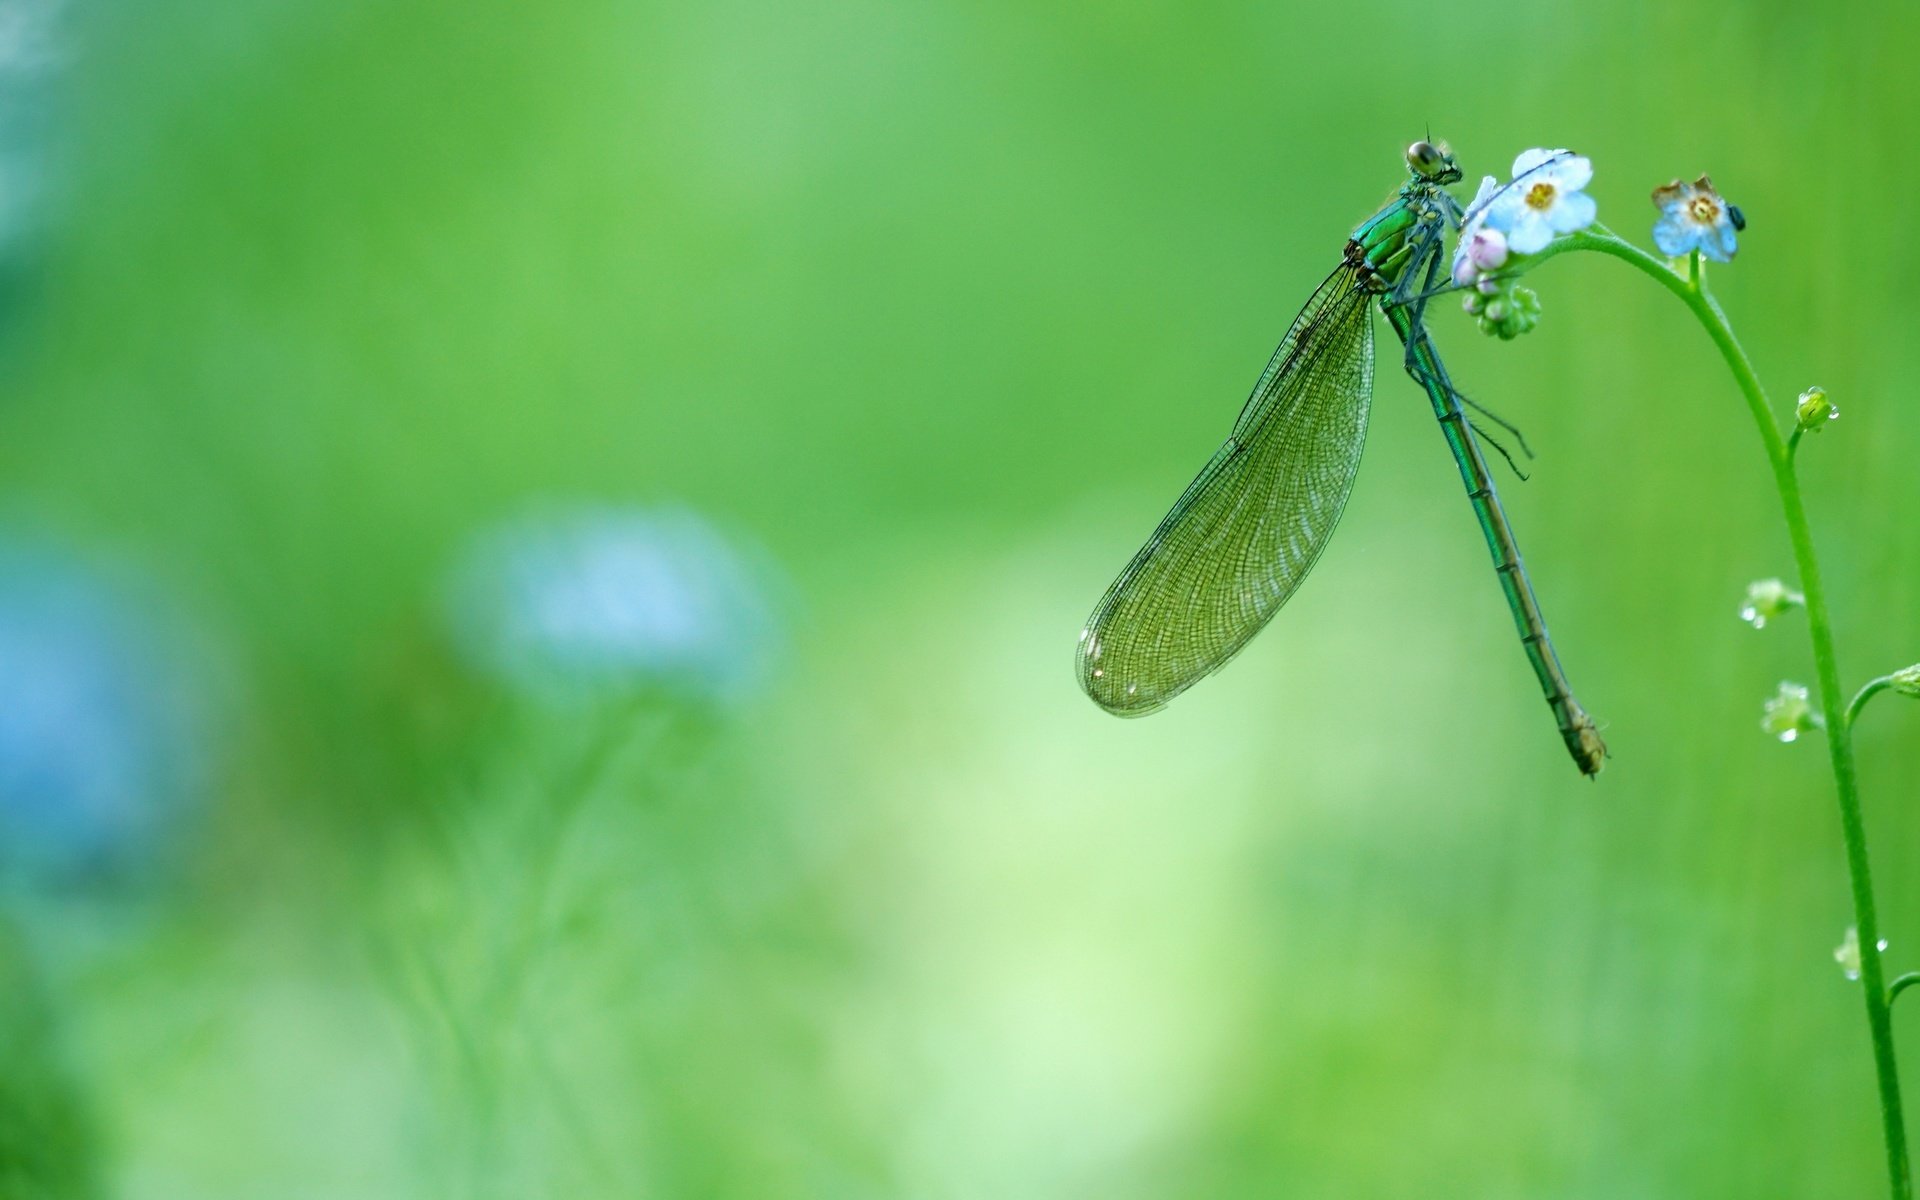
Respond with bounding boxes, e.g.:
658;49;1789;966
1535;227;1911;1198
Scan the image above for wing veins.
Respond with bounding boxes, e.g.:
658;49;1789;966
1080;261;1378;714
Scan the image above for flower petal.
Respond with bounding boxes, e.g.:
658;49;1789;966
1504;212;1553;255
1702;223;1738;263
1511;147;1572;178
1651;214;1698;257
1545;154;1592;194
1651;179;1691;212
1480;187;1526;232
1547;190;1597;233
1465;176;1516;233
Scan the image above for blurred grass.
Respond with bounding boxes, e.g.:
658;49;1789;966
1;0;1917;1195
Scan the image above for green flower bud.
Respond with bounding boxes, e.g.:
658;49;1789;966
1796;386;1838;433
1738;578;1803;629
1474;284;1541;341
1891;663;1920;698
1761;681;1817;743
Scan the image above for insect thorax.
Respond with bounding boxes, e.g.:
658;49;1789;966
1345;184;1448;294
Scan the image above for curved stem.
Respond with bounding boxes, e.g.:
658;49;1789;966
1851;678;1897;730
1544;226;1911;1198
1895;973;1920;1009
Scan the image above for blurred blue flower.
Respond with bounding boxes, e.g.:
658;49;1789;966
0;539;207;880
1485;148;1596;255
447;505;784;707
1652;175;1740;262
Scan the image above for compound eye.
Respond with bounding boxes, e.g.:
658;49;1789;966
1407;140;1444;177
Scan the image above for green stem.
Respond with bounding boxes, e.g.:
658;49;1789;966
1894;973;1920;1009
1848;677;1897;730
1539;225;1912;1198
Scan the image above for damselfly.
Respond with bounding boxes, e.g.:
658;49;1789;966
1076;141;1607;777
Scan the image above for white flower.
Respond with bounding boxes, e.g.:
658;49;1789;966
1484;148;1597;255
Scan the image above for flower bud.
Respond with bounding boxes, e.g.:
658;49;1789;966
1474;285;1541;341
1465;226;1508;272
1796;386;1837;433
1891;663;1920;698
1738;578;1803;629
1761;681;1817;742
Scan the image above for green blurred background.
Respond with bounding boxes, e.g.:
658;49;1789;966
1;0;1916;1195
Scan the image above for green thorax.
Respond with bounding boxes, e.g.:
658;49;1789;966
1345;178;1450;293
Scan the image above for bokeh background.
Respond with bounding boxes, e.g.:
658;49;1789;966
2;0;1916;1195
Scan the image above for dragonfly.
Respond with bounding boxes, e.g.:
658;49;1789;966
1075;140;1607;777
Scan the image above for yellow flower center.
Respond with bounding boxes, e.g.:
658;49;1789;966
1525;181;1557;210
1688;195;1720;225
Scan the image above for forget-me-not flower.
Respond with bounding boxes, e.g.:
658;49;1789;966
1451;175;1509;286
447;504;785;708
1651;175;1741;262
1483;148;1597;255
0;537;209;881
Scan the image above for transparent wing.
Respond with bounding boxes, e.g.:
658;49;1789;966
1078;263;1374;715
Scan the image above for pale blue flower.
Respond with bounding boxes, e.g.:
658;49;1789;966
1483;148;1597;255
1451;175;1508;285
0;538;208;880
1459;174;1506;230
447;505;784;707
1652;175;1740;262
